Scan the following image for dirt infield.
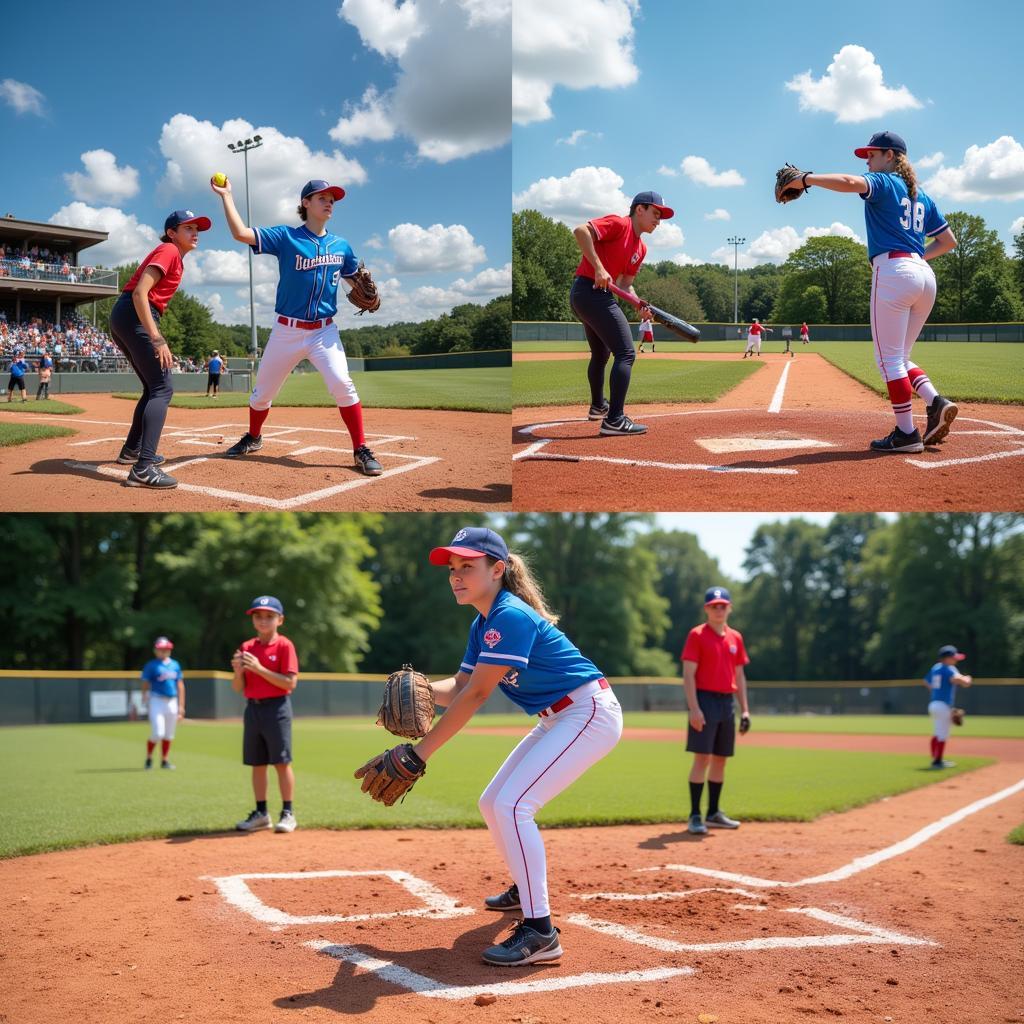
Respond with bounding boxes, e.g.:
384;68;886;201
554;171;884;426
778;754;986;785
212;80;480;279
512;353;1024;511
0;395;510;511
4;737;1022;1024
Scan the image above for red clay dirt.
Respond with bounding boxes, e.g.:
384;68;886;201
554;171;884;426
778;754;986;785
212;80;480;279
3;736;1023;1024
512;353;1024;511
0;394;510;511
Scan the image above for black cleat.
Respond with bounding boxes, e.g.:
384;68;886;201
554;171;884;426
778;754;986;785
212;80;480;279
354;444;383;476
587;400;610;421
923;396;958;445
116;446;165;466
225;433;263;457
125;463;178;489
599;414;648;436
481;921;562;966
484;883;521;911
869;426;924;454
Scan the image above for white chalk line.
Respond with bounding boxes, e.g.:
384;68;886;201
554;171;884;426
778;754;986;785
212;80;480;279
767;360;792;414
906;446;1024;469
307;942;692;998
572;886;758;902
512;451;797;474
201;869;474;928
643;775;1024;889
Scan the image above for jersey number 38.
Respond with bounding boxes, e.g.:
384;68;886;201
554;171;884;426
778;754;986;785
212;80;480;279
900;198;925;233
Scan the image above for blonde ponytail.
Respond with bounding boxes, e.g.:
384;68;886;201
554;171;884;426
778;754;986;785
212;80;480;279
497;552;560;624
892;152;918;202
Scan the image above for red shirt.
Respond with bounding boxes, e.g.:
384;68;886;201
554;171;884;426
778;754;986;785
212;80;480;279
241;635;299;699
748;322;763;335
123;242;184;313
680;623;749;693
575;214;647;281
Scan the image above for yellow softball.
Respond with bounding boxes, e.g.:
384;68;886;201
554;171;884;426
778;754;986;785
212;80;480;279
212;172;228;187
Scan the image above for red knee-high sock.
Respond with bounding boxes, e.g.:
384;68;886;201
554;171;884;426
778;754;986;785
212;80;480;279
930;736;938;759
338;402;366;449
147;740;156;756
161;739;171;759
249;406;270;437
907;366;938;404
886;377;915;433
935;740;946;761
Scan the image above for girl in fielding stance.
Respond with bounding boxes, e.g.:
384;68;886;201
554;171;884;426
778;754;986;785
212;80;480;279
408;526;623;966
781;131;958;453
111;210;211;489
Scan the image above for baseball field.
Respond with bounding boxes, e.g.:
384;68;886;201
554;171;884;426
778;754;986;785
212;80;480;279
3;710;1022;1023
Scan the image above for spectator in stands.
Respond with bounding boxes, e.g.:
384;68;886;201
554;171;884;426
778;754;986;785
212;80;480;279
7;348;28;402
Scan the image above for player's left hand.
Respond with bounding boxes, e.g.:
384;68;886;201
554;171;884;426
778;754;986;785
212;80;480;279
639;304;654;322
739;713;751;735
240;651;260;670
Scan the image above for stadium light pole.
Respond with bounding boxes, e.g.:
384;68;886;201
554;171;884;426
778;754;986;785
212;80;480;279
727;235;746;326
227;135;263;361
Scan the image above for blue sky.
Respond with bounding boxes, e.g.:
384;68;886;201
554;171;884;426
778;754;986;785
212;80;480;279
512;0;1024;268
1;0;511;326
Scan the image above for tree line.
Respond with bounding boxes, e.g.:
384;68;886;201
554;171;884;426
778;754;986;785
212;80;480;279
513;209;1024;325
3;513;1021;684
89;264;510;360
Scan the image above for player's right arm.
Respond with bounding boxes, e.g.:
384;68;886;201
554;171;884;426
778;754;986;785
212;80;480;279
800;172;869;194
210;178;257;246
682;660;705;731
132;268;173;370
230;650;245;693
430;671;472;707
572;222;612;290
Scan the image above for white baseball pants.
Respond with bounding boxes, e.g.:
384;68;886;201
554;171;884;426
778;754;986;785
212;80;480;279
928;700;953;741
250;321;360;411
478;682;622;918
870;253;936;383
148;695;178;741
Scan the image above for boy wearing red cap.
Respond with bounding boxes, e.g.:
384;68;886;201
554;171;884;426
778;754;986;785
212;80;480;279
681;587;751;835
923;644;973;769
140;636;185;770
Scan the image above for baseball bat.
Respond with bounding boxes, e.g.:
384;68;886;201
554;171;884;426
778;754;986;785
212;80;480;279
606;282;700;343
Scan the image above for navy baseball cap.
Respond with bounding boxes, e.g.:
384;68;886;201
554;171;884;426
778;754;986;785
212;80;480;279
247;595;284;615
300;179;345;201
938;644;967;661
429;527;509;565
854;131;907;158
164;209;212;233
153;636;174;649
631;190;674;219
704;586;732;606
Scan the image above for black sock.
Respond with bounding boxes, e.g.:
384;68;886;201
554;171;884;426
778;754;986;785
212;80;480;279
689;781;704;818
256;800;268;814
707;781;723;816
283;800;293;813
525;915;553;934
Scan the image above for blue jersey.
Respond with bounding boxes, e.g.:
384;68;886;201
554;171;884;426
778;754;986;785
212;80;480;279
9;359;27;378
860;172;948;261
141;658;183;697
251;224;359;321
209;356;223;373
460;589;604;715
924;662;956;706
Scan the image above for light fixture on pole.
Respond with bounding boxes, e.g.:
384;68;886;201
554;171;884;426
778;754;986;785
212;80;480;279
227;134;263;361
726;236;746;327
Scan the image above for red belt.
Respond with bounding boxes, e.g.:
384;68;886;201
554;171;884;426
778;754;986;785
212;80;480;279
278;315;333;329
888;251;913;259
538;678;609;717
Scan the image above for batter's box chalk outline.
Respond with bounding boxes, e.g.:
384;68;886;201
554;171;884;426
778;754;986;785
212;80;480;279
63;453;440;510
202;869;475;930
566;906;935;953
305;941;693;999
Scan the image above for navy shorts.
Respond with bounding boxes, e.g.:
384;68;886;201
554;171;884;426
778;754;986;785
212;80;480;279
686;691;736;757
8;375;25;391
243;696;293;765
207;372;221;386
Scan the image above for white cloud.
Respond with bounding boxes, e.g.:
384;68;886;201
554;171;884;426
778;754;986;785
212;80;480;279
448;261;512;298
363;234;385;249
64;150;140;204
512;165;629;223
1011;216;1024;235
924;136;1024;202
157;114;366;224
681;156;745;188
513;0;639;125
785;44;922;123
711;222;863;267
340;0;510;162
328;86;396;146
0;78;44;116
557;129;601;146
657;165;678;177
203;292;227;322
388;222;486;272
916;151;945;170
704;208;731;221
670;253;703;267
183;249;278;288
47;203;160;267
645;222;685;249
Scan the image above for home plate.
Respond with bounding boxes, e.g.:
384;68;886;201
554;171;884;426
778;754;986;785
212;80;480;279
697;436;835;454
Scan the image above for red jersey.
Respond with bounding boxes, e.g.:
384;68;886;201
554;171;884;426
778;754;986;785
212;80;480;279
123;242;184;313
748;322;763;336
800;323;809;335
681;623;749;693
241;635;299;699
575;214;647;281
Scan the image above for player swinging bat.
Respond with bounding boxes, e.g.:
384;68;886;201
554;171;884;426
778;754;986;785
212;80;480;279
607;282;701;343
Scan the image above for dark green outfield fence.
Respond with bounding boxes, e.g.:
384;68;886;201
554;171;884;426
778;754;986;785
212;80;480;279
513;322;1024;343
2;671;1021;725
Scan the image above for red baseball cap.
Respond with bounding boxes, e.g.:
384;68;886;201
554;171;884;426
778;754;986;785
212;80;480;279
153;636;174;649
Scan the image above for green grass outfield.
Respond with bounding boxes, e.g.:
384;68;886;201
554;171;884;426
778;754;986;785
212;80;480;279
0;422;76;447
514;340;752;355
0;717;993;858
513;356;760;407
0;397;86;415
113;366;510;414
1009;824;1024;845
